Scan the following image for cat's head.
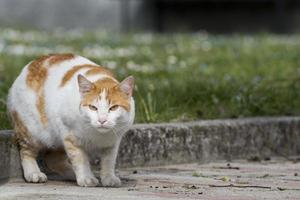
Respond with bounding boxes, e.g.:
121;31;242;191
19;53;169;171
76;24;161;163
77;75;134;133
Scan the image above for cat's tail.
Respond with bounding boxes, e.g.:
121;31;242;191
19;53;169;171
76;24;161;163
43;150;76;181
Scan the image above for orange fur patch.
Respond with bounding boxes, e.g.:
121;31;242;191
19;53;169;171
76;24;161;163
85;67;114;77
20;146;38;160
10;110;30;145
10;110;40;152
60;64;114;87
26;56;49;92
60;64;96;87
36;92;47;126
63;135;86;165
47;53;75;66
81;78;130;111
26;56;49;126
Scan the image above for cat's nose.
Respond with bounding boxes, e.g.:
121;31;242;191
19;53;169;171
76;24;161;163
98;117;107;124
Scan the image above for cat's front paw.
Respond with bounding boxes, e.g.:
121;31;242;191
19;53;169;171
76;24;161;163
101;174;121;187
24;172;47;183
76;175;99;187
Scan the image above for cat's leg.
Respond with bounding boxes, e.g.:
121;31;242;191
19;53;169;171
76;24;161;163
20;145;47;183
100;140;122;187
63;135;99;187
11;110;47;183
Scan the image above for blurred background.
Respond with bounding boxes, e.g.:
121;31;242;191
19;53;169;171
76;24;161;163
0;0;300;129
0;0;300;33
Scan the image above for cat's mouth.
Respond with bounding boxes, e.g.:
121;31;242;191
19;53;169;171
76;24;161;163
99;126;110;129
95;125;111;131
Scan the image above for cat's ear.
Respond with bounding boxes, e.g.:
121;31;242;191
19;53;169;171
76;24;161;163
77;74;95;96
118;76;134;97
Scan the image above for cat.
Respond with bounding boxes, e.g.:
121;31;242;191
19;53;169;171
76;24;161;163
7;53;135;187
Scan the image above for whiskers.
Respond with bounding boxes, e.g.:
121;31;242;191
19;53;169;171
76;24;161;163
111;128;120;138
111;125;134;147
112;123;130;138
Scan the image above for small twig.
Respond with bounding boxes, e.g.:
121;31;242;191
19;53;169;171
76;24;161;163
209;184;271;189
213;166;240;170
213;163;240;170
277;187;300;191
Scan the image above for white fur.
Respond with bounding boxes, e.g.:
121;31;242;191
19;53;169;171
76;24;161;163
7;55;135;187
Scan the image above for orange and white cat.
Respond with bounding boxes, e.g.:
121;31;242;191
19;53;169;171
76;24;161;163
7;54;135;187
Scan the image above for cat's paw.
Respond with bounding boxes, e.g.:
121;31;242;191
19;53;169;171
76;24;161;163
76;175;99;187
24;172;47;183
101;174;121;187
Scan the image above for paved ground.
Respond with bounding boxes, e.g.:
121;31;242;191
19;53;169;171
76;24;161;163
0;159;299;200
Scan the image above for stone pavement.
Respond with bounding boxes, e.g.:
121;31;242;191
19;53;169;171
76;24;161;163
0;159;299;200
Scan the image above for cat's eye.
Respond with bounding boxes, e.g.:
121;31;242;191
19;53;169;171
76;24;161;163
109;105;119;111
88;105;98;111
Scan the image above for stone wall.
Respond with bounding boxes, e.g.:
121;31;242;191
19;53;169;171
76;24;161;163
118;117;300;167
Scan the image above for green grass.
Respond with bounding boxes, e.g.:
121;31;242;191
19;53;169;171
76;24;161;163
1;28;300;129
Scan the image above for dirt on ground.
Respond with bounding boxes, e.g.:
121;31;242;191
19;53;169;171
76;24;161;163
0;159;299;200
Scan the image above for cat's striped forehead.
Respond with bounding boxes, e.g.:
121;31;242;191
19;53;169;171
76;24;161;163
81;78;130;111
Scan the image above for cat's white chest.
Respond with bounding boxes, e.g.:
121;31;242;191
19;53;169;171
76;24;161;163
90;132;119;148
74;128;120;149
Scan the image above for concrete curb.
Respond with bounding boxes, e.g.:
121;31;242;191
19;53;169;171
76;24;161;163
118;117;300;167
1;117;300;179
0;130;22;181
0;131;10;182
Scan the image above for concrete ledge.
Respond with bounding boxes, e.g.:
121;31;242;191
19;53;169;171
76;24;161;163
1;117;300;179
0;130;22;181
118;117;300;167
0;131;10;182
